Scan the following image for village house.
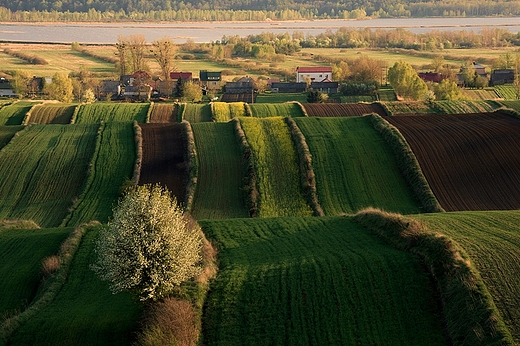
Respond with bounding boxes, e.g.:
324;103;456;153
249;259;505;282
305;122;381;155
0;78;16;97
200;70;222;92
490;69;515;86
296;66;333;83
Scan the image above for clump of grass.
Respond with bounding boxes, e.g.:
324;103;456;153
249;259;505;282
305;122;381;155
0;219;40;229
353;208;514;346
284;117;323;216
292;101;308;116
133;121;143;184
183;120;198;213
41;256;60;277
231;118;258;217
368;114;443;213
145;102;154;123
177;103;186;122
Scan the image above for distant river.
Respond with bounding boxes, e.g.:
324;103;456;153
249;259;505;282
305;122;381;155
1;17;520;44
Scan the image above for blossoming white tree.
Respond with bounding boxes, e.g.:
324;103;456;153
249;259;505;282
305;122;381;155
92;184;203;301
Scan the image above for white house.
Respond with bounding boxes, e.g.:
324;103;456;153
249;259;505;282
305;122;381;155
296;66;333;83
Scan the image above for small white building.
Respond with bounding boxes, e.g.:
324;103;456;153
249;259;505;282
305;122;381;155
0;78;16;97
296;66;333;83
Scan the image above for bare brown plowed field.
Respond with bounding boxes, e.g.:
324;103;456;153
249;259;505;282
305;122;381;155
139;123;188;205
149;103;177;123
386;112;520;211
303;103;387;117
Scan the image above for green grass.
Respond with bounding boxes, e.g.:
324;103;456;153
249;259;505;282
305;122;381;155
415;210;520;344
0;101;39;125
340;95;375;103
0;124;97;227
376;87;397;102
201;216;447;346
462;88;500;100
63;122;135;226
494;85;517;100
0;227;72;317
248;103;304;117
27;103;77;124
183;104;213;122
256;93;308;104
498;100;520;111
191;122;249;219
295;117;421;215
432;100;502;114
240;117;313;217
0;126;23;149
74;102;149;123
383;101;438;114
8;226;142;346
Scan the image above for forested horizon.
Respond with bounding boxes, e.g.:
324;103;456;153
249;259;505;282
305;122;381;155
0;0;520;22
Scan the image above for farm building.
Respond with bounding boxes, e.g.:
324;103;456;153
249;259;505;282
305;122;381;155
0;78;16;97
200;70;222;91
170;72;193;81
310;81;339;94
99;80;121;99
270;82;306;93
296;66;333;83
418;72;446;83
490;69;515;86
225;76;254;94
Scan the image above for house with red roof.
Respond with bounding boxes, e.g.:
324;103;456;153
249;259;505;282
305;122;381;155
296;66;333;83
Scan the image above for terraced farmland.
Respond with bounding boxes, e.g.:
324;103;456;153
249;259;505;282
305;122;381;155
183;104;212;122
191;122;249;219
386;111;520;211
0;101;39;125
201;217;447;346
240;117;313;217
248;103;304;117
303;103;387;117
139;123;189;205
27;104;76;124
148;103;177;123
74;103;148;123
0;126;22;149
0;227;72;318
416;210;520;343
0;124;97;227
212;102;247;121
295;117;421;215
432;100;501;114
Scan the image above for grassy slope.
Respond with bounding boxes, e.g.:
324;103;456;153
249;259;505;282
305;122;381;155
183;104;213;122
28;104;76;124
8;226;142;346
0;126;23;149
295;117;421;215
74;103;149;123
415;210;520;343
191;122;249;219
249;103;304;117
63;122;135;226
0;227;72;317
240;117;313;217
0;102;38;125
0;124;97;227
201;217;447;346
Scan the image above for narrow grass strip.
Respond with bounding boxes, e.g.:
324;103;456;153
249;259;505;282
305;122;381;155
353;208;514;346
22;104;39;125
377;101;393;116
132;120;143;184
284;117;323;216
145;101;154;123
183;120;198;212
368;114;443;213
70;104;82;124
0;222;96;343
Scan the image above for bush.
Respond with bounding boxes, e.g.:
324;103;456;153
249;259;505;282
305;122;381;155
340;80;379;96
92;184;203;301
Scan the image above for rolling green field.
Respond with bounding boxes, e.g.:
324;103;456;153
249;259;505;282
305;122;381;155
295;117;421;215
183;103;213;122
7;226;142;346
74;103;149;123
201;216;447;346
191;122;249;219
0;125;22;149
240;117;313;217
0;124;97;227
432;100;502;114
415;210;520;343
62;122;136;226
0;227;72;318
27;103;77;124
212;102;247;121
249;103;304;117
0;101;39;126
255;93;308;104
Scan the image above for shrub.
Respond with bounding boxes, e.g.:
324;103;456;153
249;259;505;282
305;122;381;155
92;184;203;301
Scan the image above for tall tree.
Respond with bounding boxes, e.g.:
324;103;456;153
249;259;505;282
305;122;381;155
115;35;129;76
11;70;32;98
44;72;74;102
129;34;147;73
387;60;428;100
151;37;177;80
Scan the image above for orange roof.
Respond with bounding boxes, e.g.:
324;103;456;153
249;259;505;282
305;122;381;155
296;66;332;73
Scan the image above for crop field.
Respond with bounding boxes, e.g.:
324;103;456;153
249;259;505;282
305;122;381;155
295;117;421;215
0;124;97;227
376;88;397;101
148;103;177;123
462;88;500;100
201;216;447;346
27;103;77;124
139;123;189;204
255;93;308;104
8;226;142;346
0;226;72;317
248;103;304;117
191;122;249;219
494;85;517;100
220;93;254;103
0;101;39;125
74;102;149;123
498;100;520;111
415;210;520;343
383;101;438;115
303;103;387;117
240;117;313;217
212;102;247;121
0;125;22;149
386;112;520;211
340;95;375;103
183;104;213;122
63;122;135;226
432;100;501;114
